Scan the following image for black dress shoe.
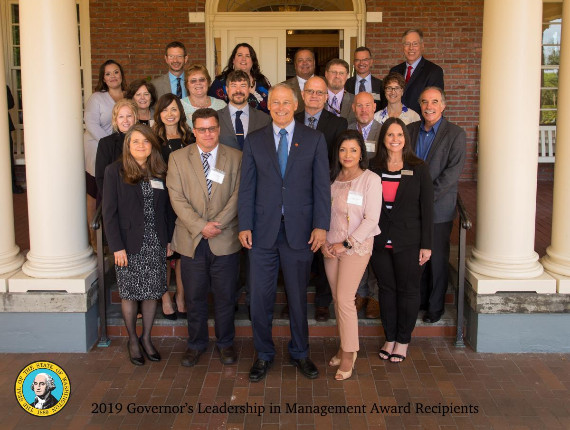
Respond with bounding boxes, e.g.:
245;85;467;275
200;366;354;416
314;306;330;322
181;348;204;367
249;359;273;382
422;312;442;323
217;345;237;365
290;357;319;379
128;345;144;366
139;338;161;362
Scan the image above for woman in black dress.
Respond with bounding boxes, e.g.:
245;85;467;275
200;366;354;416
153;94;193;319
103;124;174;365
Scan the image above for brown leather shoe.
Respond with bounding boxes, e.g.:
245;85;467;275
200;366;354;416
355;294;367;312
314;306;330;322
280;304;289;319
217;345;237;365
181;348;203;367
365;298;380;319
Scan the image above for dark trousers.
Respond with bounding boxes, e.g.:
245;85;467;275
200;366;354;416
313;251;332;307
370;246;424;344
249;222;313;361
420;221;453;316
181;239;240;351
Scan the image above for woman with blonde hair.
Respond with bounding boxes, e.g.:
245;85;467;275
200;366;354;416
180;64;226;129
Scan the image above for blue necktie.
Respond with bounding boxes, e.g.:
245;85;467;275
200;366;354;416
277;129;288;178
235;110;245;149
176;78;182;98
359;78;366;93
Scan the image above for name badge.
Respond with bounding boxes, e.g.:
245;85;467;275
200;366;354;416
371;92;381;101
401;169;414;176
207;168;225;184
365;140;376;153
150;179;164;190
347;190;363;206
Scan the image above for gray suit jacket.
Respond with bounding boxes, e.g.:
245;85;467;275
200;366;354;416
284;77;304;113
151;74;172;100
407;118;466;223
348;120;382;158
218;105;271;151
338;91;356;125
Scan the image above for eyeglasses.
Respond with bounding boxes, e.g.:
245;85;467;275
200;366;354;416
385;86;402;92
354;58;372;63
167;55;185;60
403;42;421;48
304;89;327;96
327;70;347;76
189;77;207;84
194;126;219;134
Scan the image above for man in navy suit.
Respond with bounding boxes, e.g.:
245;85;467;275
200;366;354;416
390;29;444;115
238;83;331;382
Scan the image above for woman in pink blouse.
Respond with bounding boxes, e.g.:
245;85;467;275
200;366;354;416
322;130;382;380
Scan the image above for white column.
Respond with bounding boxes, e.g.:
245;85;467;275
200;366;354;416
18;0;96;280
0;29;24;283
466;0;556;293
542;0;570;293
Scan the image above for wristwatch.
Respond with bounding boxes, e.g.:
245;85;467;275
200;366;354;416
342;239;353;249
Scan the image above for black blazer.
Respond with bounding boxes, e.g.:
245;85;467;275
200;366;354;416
95;132;124;204
102;161;174;254
294;109;347;166
371;162;433;252
390;57;444;115
345;75;387;112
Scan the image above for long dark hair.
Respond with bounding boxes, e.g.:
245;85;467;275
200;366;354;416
152;94;192;145
122;124;166;184
219;43;270;88
94;59;127;92
369;117;423;171
330;130;369;183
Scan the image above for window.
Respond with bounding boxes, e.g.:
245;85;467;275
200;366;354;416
4;0;90;162
540;3;562;125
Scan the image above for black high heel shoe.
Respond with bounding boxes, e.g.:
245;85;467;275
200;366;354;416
128;343;145;366
161;295;177;320
139;338;161;362
174;293;187;319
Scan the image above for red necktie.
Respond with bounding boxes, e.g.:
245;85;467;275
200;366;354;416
405;65;413;83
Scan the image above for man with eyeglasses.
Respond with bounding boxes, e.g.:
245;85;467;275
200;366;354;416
345;46;387;113
324;59;356;124
390;29;444;115
283;48;315;113
291;75;347;323
151;41;189;99
167;108;243;367
218;70;271;151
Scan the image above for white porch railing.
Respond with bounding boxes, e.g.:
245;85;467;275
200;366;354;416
538;125;556;163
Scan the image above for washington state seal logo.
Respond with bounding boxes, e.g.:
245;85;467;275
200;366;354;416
14;361;71;416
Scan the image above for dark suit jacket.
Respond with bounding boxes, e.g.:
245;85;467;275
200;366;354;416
371;162;433;252
103;161;174;254
407;118;466;223
294;109;347;165
390;57;444;115
95;132;124;200
345;75;387;112
218;105;271;150
238;122;331;250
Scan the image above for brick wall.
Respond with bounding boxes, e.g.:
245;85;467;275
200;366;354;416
88;0;555;181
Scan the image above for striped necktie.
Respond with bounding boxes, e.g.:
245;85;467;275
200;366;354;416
176;77;182;98
201;152;212;196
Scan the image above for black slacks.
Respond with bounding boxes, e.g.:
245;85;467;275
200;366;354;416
181;239;240;351
420;221;453;317
370;246;424;344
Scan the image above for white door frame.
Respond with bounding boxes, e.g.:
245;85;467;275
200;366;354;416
205;1;366;81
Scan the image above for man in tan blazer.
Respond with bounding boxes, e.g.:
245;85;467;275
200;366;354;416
167;108;242;367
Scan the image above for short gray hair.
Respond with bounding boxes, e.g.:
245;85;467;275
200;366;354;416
268;82;297;103
419;86;446;105
402;29;424;42
31;373;56;392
